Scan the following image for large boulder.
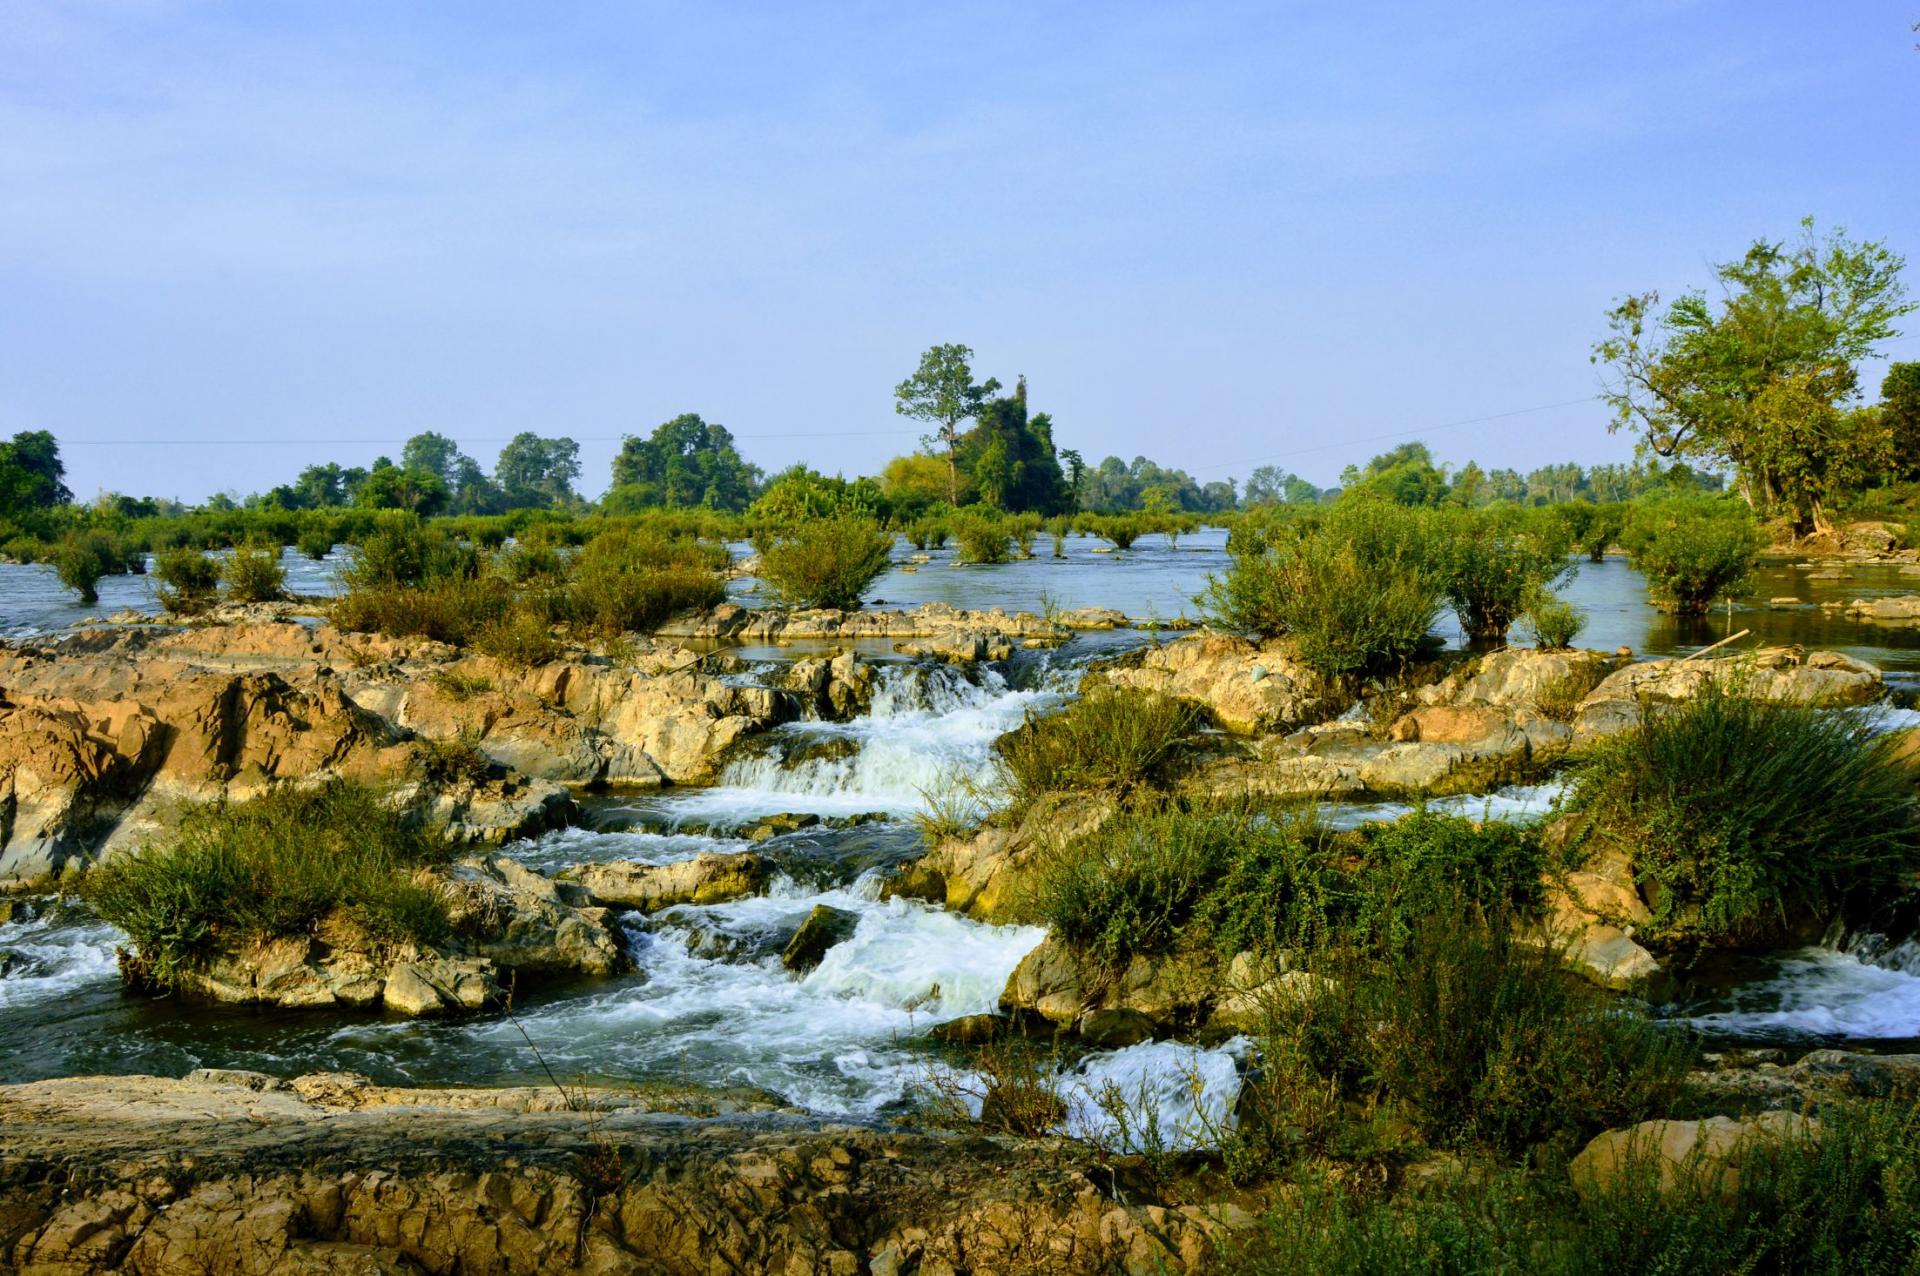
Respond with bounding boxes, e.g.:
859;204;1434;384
1000;936;1216;1036
781;904;861;972
1534;841;1660;990
1094;634;1332;735
899;793;1115;922
1416;647;1616;716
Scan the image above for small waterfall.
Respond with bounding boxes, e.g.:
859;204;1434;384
661;660;1074;824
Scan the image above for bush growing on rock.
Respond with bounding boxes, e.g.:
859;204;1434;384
993;688;1204;810
1030;806;1548;970
756;515;895;610
1565;684;1920;945
1623;498;1763;615
86;782;454;989
221;540;286;603
1200;499;1445;682
153;546;223;613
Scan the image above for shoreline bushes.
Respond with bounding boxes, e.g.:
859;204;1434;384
152;546;222;614
222;541;286;603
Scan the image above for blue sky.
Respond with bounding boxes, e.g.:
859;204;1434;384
2;2;1915;502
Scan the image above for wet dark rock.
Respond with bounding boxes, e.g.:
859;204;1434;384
781;904;861;972
929;1013;1009;1045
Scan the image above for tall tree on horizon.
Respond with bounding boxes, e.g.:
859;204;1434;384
893;344;1001;505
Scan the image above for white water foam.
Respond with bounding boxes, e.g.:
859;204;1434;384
1689;946;1920;1041
0;915;123;1009
1322;781;1568;830
509;827;752;872
659;664;1066;823
1058;1038;1249;1153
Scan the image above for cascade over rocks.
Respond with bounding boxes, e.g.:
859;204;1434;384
0;1072;1257;1275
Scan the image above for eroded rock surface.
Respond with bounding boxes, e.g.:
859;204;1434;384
0;1072;1255;1275
0;621;826;880
1093;634;1334;734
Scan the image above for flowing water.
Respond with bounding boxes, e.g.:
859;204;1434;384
9;543;1920;1126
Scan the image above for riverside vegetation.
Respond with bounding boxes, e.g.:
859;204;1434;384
8;265;1920;1267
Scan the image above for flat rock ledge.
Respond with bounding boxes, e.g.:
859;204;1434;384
0;1072;1256;1275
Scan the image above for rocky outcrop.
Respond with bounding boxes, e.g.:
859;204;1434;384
1570;1112;1818;1200
1569;646;1881;746
1414;646;1617;717
567;851;772;913
0;1072;1255;1275
158;854;626;1015
1535;843;1660;990
1092;634;1334;734
1001;937;1218;1038
898;793;1116;922
0;620;828;880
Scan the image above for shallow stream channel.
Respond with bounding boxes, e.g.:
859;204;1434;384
10;535;1920;1141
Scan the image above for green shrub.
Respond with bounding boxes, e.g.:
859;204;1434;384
333;575;513;644
994;688;1204;808
1439;508;1573;642
85;782;453;989
415;730;495;787
1580;503;1628;562
1201;500;1444;682
222;541;286;603
1030;806;1545;970
953;512;1011;564
1623;499;1762;614
757;516;894;610
1353;908;1689;1157
471;607;563;667
1045;515;1070;558
152;547;222;614
1094;514;1146;550
1520;593;1587;649
51;534;108;603
341;515;481;590
1008;513;1042;558
295;525;335;560
1565;684;1920;945
561;529;726;635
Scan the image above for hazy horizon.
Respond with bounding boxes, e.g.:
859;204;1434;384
3;2;1916;503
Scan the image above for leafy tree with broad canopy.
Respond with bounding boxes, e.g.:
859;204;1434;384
1593;219;1913;535
494;433;581;509
0;430;72;513
894;344;1001;506
608;413;763;512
